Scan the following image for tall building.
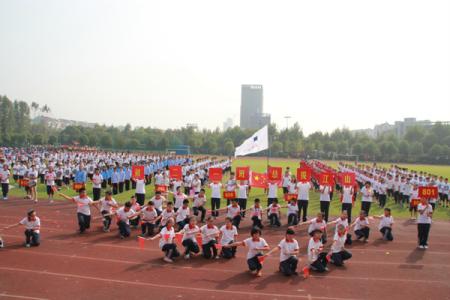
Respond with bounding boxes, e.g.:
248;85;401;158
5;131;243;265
240;84;271;130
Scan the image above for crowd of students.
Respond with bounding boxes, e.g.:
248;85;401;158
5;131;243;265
0;147;442;276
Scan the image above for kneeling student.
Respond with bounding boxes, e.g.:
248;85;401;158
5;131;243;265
328;224;352;266
219;217;238;258
116;201;140;239
180;216;200;259
2;209;41;247
307;229;328;273
267;199;281;227
265;228;299;276
151;218;179;263
352;211;370;242
224;228;270;277
200;217;220;259
373;208;394;241
140;201;158;237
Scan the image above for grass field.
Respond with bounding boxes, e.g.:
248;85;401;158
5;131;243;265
5;157;450;220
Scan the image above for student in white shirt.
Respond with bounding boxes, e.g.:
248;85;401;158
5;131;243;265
319;185;332;222
351;211;370;242
267;199;281;227
179;217;200;259
200;217;220;259
140;200;158;237
150;218;180;263
265;228;299;276
225;228;270;277
209;181;222;217
250;198;264;229
99;191;118;232
267;181;278;206
296;181;312;222
91;168;103;201
225;172;237;205
57;188;99;234
372;208;394;241
2;210;41;247
307;229;328;273
134;178;146;206
227;199;242;229
150;191;165;216
417;198;433;249
219;217;238;259
286;199;299;226
328;211;352;245
116;201;139;239
359;181;374;215
0;164;10;200
157;202;176;229
172;186;188;212
193;189;207;223
129;196;142;228
300;212;328;244
175;199;190;229
44;166;56;203
340;185;354;223
237;181;249;218
328;224;352;266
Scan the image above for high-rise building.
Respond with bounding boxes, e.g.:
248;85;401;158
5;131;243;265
240;84;271;130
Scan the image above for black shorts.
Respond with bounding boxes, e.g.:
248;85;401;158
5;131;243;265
46;185;54;195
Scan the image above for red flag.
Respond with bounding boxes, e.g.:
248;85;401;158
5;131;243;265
257;256;265;264
138;236;145;250
215;243;222;251
267;166;282;181
175;233;183;244
297;168;311;183
250;172;268;188
209;168;223;182
196;235;203;246
236;167;250;181
132;165;145;180
169;166;182;180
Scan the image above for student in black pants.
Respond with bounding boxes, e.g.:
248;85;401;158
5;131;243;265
417;199;433;249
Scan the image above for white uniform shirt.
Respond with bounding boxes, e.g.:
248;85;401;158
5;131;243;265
116;207;136;225
307;238;323;263
417;204;433;224
278;239;299;262
100;198;117;213
243;237;269;259
74;196;93;215
182;224;200;242
20;217;41;233
378;215;394;229
331;232;346;253
297;182;311;200
200;225;219;245
220;225;238;245
209;183;222;198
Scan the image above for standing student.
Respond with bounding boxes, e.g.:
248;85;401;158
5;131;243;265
118;167;125;194
373;208;394;241
237;181;249;217
150;218;179;263
44;166;56;203
225;172;237;205
319;184;331;222
219;217;238;259
111;167;119;195
267;199;281;227
352;211;370;242
200;217;220;259
134;177;146;206
340;185;354;223
360;182;374;215
0;164;10;200
417;198;433;249
124;165;132;191
297;180;312;222
99;191;118;232
224;228;270;277
28;165;38;203
1;210;41;247
267;181;278;207
140;201;158;237
209;181;222;218
250;198;264;229
282;171;291;195
378;179;388;208
410;184;419;219
180;216;200;259
191;174;201;195
328;224;352;266
226;199;241;229
193;189;207;223
307;229;328;273
91;168;103;201
57;188;99;234
116;201;139;239
265;228;299;276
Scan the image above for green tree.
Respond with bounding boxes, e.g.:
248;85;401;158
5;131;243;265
223;140;235;156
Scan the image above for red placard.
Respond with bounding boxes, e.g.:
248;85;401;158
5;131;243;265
250;172;268;188
209;168;223;182
236;167;250;181
340;172;355;187
319;172;334;186
19;179;29;187
411;199;421;207
72;183;85;191
297;168;311;183
169;166;182;180
268;166;282;181
418;186;438;199
155;185;167;193
223;191;236;199
132;165;145;180
285;194;298;201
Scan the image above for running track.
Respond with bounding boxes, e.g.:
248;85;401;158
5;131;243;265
1;198;450;300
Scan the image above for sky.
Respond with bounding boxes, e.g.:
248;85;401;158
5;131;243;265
0;0;449;135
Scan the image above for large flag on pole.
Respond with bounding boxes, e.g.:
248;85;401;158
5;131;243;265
234;125;269;157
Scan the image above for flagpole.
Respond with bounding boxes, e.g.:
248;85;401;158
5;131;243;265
267;135;271;170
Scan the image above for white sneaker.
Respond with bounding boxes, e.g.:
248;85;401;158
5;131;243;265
163;257;173;263
25;244;31;248
184;254;190;260
419;245;425;249
424;245;428;249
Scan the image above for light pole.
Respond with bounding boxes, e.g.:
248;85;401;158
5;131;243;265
284;116;291;129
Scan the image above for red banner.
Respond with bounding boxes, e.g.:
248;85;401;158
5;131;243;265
169;166;182;180
418;186;438;199
319;172;334;186
155;185;167;193
209;168;223;182
340;172;355;187
132;165;145;180
236;167;250;181
223;191;236;199
250;172;268;188
268;166;282;181
297;168;311;183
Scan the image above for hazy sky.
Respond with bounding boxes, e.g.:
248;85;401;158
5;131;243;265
1;0;449;134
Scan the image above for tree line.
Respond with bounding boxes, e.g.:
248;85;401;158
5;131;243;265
1;95;449;164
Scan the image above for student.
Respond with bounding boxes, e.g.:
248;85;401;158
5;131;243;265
417;198;433;249
129;196;142;228
282;171;291;195
328;224;352;266
328;211;352;245
140;201;158;237
134;177;146;206
372;208;394;241
340;185;354;223
191;174;201;195
226;199;242;229
219;217;238;259
173;186;188;212
267;180;278;207
224;228;270;277
151;218;179;263
57;188;99;234
158;202;176;229
319;184;332;222
150;191;166;215
192;189;207;223
99;191;118;232
209;181;222;218
360;182;374;215
118;167;125;194
267;198;281;227
296;180;312;222
378;179;388;208
111;167;119;195
287;198;299;226
44;166;56;203
307;229;328;273
410;184;419;220
250;198;264;229
2;210;41;247
352;211;370;242
27;165;38;203
302;212;328;244
91;168;103;201
265;228;299;276
175;199;190;230
225;172;237;205
0;164;10;200
116;201;139;239
200;217;220;259
180;216;200;259
237;181;249;217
